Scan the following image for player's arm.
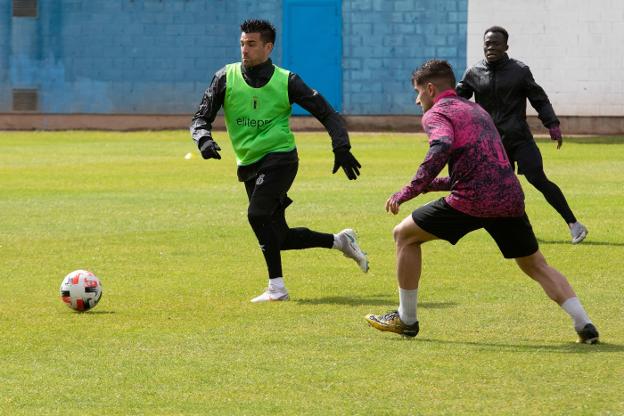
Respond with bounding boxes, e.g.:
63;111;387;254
190;67;227;159
426;176;451;192
385;140;451;214
386;110;453;214
455;67;474;99
523;66;563;148
288;73;361;180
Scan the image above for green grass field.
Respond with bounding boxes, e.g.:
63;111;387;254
1;131;623;415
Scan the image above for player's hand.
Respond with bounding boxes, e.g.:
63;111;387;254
332;147;361;180
385;195;401;215
549;125;563;150
199;138;222;160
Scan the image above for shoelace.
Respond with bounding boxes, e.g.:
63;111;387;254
380;311;400;321
346;239;366;257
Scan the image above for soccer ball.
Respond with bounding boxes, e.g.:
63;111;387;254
60;270;103;312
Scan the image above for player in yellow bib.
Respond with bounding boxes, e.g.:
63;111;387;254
190;19;368;302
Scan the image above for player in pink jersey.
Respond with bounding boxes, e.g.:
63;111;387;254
365;60;598;344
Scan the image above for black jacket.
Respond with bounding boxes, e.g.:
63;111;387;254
456;54;559;148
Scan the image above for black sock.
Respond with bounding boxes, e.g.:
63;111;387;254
281;227;334;250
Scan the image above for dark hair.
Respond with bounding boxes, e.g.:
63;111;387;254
240;19;276;45
484;25;509;43
411;59;456;88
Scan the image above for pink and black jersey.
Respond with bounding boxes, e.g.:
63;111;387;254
392;90;525;218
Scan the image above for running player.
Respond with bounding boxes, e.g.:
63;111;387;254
457;26;588;244
190;19;368;302
366;60;598;344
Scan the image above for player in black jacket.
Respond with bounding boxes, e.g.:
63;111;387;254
457;26;587;244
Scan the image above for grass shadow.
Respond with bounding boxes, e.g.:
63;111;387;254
389;337;624;354
296;295;392;306
73;310;117;315
535;136;624;144
296;295;457;309
537;238;624;247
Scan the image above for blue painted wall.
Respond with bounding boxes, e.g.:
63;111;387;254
0;0;467;115
343;0;467;114
0;0;282;113
0;0;11;106
283;0;343;115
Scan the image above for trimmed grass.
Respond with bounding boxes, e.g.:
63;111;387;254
1;131;623;415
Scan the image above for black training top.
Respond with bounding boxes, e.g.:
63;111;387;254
192;59;349;145
456;54;559;149
190;58;350;181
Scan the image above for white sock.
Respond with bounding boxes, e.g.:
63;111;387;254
398;288;418;325
269;277;286;291
561;297;591;331
332;234;343;250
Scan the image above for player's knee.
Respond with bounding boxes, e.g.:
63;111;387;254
524;170;549;187
247;208;272;228
515;250;548;276
392;223;404;243
393;222;416;247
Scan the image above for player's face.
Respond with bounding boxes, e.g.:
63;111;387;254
414;82;434;113
240;32;273;68
483;31;508;63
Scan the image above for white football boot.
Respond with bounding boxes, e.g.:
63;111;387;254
336;229;369;273
569;221;588;244
250;287;290;303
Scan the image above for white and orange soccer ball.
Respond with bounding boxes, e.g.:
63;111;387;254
60;270;103;312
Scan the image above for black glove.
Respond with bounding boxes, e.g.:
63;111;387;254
332;147;361;180
199;137;222;160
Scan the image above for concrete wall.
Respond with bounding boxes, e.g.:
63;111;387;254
0;1;11;108
2;0;622;132
0;0;281;113
342;0;467;114
0;0;466;116
467;0;624;117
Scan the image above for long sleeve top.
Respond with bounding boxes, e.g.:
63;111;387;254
190;58;351;181
391;90;525;218
456;54;559;149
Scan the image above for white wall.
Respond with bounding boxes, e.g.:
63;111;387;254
467;0;624;116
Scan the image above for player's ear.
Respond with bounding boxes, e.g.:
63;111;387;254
426;82;436;97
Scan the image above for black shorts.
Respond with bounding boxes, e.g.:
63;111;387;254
411;198;539;259
505;141;543;175
244;161;297;219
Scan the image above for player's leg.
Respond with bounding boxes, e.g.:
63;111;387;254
392;214;438;290
515;251;599;343
486;214;598;343
273;200;333;250
365;215;435;337
366;198;478;337
516;142;587;243
515;250;575;303
274;196;369;273
246;163;298;302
